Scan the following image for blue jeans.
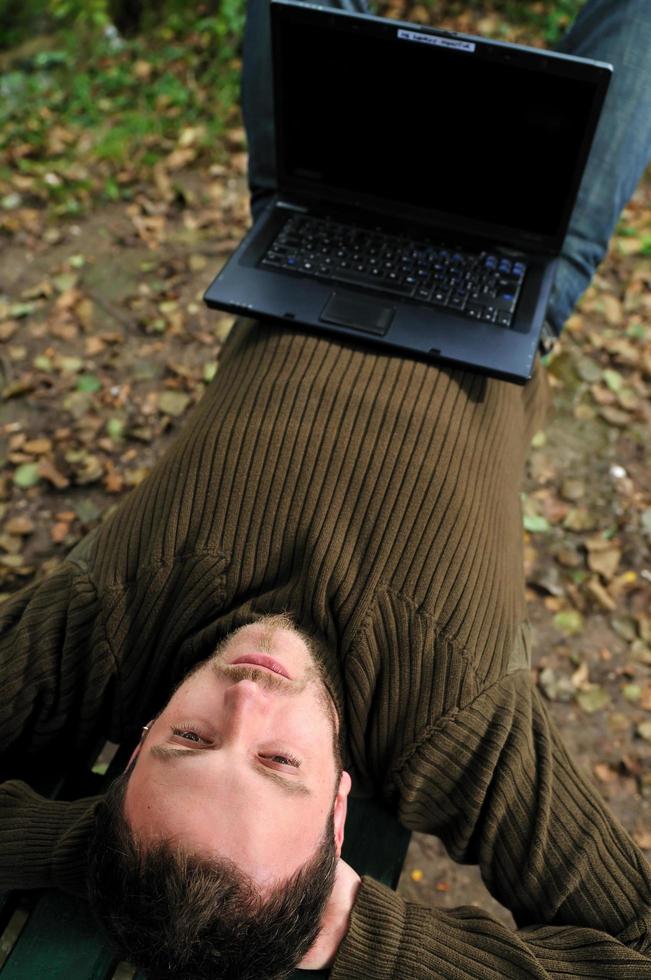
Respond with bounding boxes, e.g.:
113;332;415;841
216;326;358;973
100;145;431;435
242;0;651;335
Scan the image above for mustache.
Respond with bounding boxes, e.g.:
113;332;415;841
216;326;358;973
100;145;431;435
211;661;308;695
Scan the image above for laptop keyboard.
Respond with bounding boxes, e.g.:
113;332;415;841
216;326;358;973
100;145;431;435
260;214;527;327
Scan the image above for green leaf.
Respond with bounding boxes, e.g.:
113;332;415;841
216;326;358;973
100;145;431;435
203;362;218;383
523;514;550;533
622;684;641;703
53;272;79;293
60;356;83;373
159;391;191;417
576;686;610;714
33;355;54;372
13;463;41;488
641;509;651;535
603;369;624;393
106;417;125;440
9;302;37;318
553;610;584;635
76;374;102;393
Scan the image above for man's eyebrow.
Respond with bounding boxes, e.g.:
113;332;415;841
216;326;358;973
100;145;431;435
148;744;312;797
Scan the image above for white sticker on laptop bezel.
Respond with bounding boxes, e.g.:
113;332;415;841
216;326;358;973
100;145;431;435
397;29;476;53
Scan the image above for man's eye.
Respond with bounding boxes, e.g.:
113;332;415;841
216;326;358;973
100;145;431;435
263;753;301;768
171;727;203;743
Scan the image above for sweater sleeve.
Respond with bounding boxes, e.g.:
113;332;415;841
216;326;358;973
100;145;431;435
0;561;115;895
331;876;651;979
343;668;650;977
0;781;100;897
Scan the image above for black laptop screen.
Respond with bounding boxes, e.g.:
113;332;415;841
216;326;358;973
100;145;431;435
274;15;601;244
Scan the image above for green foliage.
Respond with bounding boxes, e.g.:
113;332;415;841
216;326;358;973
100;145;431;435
499;0;585;44
0;0;49;49
49;0;110;31
0;0;585;217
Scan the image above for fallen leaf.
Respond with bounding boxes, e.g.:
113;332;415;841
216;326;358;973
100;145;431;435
585;577;617;611
51;522;70;544
523;514;550;533
560;478;585;502
610;615;638;642
23;438;52;455
75;499;101;524
553;609;584;635
599;405;631;427
38;458;70;489
563;508;596;532
539;667;575;702
0;533;22;554
587;545;621;581
593;763;617;784
636;720;651;742
622;684;641;703
4;516;34;536
577;686;611;714
571;662;590;689
159;391;191;417
76;374;102;393
13;463;41;488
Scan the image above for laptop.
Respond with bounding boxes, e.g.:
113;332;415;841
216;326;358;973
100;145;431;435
203;0;612;384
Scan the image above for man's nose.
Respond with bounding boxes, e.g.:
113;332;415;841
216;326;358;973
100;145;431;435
222;679;269;734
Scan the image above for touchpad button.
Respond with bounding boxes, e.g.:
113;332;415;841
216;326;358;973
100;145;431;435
320;291;394;336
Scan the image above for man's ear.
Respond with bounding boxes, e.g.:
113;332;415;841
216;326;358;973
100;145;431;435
125;721;154;770
333;770;352;857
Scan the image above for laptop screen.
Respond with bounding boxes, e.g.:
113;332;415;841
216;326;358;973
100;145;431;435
273;6;610;250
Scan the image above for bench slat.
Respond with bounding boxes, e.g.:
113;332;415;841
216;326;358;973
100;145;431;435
0;891;116;980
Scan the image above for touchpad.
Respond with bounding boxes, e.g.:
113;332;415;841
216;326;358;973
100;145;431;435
320;291;394;337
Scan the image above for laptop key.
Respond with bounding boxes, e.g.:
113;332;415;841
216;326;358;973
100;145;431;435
334;268;415;296
465;302;484;319
262;253;285;267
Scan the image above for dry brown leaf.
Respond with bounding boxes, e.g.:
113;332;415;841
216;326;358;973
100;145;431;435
585;577;617;611
593;763;617;784
50;522;70;544
4;515;34;536
23;438;52;455
38;458;70;489
587;546;621;582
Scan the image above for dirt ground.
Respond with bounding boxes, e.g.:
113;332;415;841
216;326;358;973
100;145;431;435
1;146;650;927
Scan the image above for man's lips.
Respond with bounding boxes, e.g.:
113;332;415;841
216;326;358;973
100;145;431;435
230;654;291;679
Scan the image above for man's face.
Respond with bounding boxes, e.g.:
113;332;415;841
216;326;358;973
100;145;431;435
125;617;351;888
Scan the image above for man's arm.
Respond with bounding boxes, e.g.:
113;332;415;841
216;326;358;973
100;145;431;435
327;668;650;977
330;875;651;978
305;667;650;976
0;561;115;895
390;670;650;947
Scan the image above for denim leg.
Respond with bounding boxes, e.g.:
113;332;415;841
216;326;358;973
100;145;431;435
547;0;651;333
242;0;372;223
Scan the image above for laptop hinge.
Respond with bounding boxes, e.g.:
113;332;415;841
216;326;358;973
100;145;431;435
276;199;309;213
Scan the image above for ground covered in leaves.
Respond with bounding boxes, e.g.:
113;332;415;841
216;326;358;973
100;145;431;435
0;0;650;921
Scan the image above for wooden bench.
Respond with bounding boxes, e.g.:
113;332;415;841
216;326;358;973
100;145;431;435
0;741;411;980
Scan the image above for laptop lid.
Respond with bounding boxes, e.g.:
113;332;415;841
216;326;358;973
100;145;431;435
270;1;612;255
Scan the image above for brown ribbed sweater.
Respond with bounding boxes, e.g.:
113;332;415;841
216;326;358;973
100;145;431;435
1;320;650;977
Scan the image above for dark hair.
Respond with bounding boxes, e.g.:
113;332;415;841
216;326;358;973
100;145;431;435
88;769;338;980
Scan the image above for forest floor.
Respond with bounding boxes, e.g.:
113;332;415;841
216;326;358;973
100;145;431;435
0;1;650;922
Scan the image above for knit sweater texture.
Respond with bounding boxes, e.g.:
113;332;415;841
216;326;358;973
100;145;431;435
1;319;650;977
